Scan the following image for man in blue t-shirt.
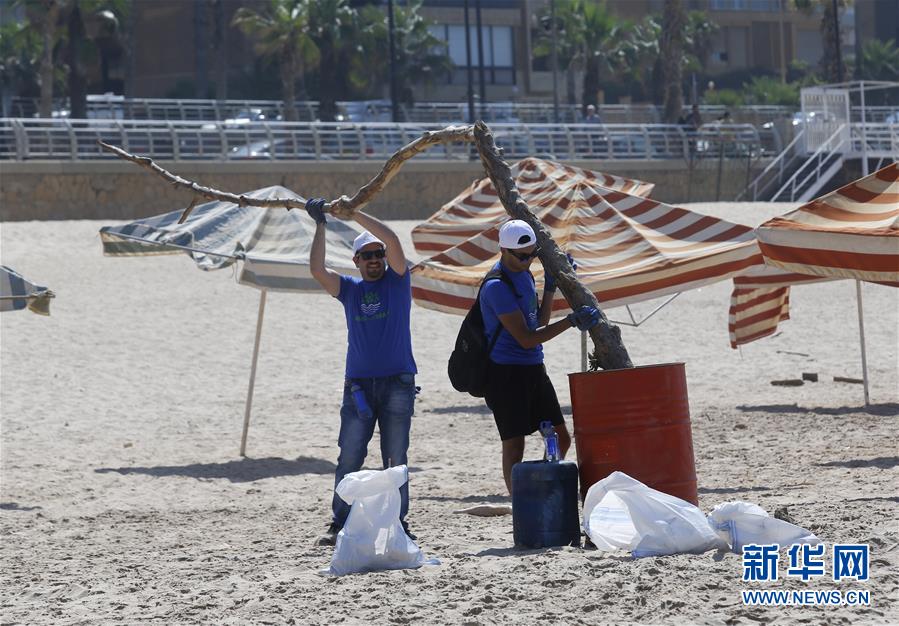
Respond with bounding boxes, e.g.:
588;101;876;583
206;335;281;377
480;219;600;493
306;198;417;546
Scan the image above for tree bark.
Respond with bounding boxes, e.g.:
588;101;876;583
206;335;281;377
660;0;685;124
471;121;633;370
39;1;61;118
66;1;87;119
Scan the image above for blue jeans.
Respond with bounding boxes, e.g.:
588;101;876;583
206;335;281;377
332;373;416;527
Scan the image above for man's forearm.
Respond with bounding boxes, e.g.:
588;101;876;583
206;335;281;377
310;223;327;273
352;211;400;248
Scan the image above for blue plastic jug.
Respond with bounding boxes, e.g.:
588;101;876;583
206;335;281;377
511;460;581;548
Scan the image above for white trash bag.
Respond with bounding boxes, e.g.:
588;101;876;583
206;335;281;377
707;501;820;551
321;465;438;577
583;471;728;557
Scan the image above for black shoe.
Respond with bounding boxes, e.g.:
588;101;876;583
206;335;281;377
315;522;340;547
401;521;417;541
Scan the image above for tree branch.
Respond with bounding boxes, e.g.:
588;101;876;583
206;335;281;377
98;122;631;369
471;121;633;370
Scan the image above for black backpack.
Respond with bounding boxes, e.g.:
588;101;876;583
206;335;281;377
447;268;517;397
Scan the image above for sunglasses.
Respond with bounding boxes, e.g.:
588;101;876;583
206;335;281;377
508;247;541;261
357;249;386;261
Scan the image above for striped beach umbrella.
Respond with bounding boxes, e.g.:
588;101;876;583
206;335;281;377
411;157;655;256
100;185;363;455
411;173;761;318
756;162;899;284
727;265;829;349
0;266;54;315
735;163;899;404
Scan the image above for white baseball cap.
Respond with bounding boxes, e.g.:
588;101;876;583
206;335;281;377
498;219;537;250
353;231;385;255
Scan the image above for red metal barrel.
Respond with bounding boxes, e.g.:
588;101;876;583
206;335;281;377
568;362;698;505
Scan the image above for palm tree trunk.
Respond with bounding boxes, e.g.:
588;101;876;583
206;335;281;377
281;50;297;121
660;0;685;123
39;1;61;118
583;59;600;111
66;0;87;119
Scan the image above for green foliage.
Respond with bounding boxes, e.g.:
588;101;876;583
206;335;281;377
703;88;743;107
533;0;631;107
684;10;718;72
742;75;799;106
859;39;899;81
0;19;50;95
350;0;451;104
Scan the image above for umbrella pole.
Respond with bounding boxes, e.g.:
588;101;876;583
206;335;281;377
855;281;870;406
581;330;588;372
240;289;267;457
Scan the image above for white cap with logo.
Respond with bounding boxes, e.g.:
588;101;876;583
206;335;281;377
353;231;385;255
498;219;537;250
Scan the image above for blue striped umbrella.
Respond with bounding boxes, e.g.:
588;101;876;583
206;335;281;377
99;185;363;455
0;266;54;315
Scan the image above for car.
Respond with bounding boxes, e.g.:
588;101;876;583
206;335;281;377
884;110;899;125
228;137;320;160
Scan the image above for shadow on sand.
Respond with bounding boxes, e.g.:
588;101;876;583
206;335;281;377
95;455;337;483
815;456;899;469
698;486;771;495
418;493;511;504
736;403;899;416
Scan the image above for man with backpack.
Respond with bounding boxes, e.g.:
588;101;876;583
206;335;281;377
478;219;600;493
305;198;417;547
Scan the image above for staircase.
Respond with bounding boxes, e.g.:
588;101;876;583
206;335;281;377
737;125;848;202
769;125;847;202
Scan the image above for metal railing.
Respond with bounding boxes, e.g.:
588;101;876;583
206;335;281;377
0;119;778;162
735;129;806;201
3;95;798;125
772;125;847;202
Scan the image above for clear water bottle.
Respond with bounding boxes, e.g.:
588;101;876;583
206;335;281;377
350;383;373;419
540;420;560;462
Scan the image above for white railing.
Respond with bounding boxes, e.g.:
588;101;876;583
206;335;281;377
0;119;776;162
849;123;899;158
3;96;797;125
772;124;847;202
736;129;806;201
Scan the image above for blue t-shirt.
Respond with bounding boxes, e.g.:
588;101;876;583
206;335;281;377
479;261;543;365
338;267;417;378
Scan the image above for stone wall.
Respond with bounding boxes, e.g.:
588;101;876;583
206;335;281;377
0;158;758;222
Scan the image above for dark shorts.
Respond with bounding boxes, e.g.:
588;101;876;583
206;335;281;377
484;361;564;441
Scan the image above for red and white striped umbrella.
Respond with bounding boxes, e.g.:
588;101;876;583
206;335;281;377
731;163;899;350
727;265;829;348
756;162;899;284
411;157;655;256
411;163;761;317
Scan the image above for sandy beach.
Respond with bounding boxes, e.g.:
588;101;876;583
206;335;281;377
1;202;897;625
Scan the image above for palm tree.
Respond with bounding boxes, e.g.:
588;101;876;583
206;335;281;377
306;0;356;122
16;0;64;117
533;0;629;111
859;39;899;81
684;11;718;74
351;1;451;106
579;0;628;112
794;0;847;83
533;1;582;106
659;0;686;123
232;0;320;121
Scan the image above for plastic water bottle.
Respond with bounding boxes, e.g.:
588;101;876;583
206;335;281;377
540;420;559;462
350;383;373;419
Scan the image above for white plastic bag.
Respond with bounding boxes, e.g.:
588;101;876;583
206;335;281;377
321;465;438;576
583;471;728;557
707;501;820;551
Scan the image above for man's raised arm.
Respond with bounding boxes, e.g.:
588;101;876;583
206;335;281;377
350;211;407;276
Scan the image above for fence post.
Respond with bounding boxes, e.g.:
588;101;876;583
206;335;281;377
65;119;76;160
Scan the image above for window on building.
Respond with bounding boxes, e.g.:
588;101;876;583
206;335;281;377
431;24;515;85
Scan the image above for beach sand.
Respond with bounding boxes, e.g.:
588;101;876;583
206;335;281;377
1;203;897;624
